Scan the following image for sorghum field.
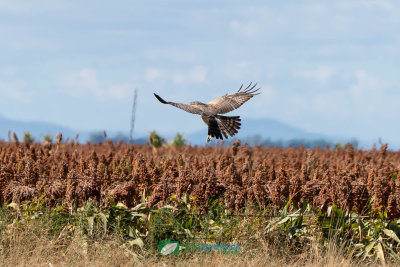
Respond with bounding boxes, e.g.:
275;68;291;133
1;137;400;266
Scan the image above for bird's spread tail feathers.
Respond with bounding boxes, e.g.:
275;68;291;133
208;115;241;141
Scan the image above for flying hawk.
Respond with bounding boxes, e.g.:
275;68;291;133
154;83;260;142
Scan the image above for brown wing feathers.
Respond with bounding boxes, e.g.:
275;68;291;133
237;82;260;94
153;93;203;115
208;82;260;115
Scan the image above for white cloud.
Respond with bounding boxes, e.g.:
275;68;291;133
145;49;199;62
230;20;259;37
290;70;393;126
361;0;394;10
145;68;163;82
144;65;208;85
0;0;65;13
96;29;147;37
0;68;33;103
12;38;59;51
107;83;134;99
0;67;17;77
0;0;66;14
189;65;208;82
349;71;390;113
63;68;134;100
294;65;336;84
0;79;33;103
248;84;277;109
223;61;263;81
172;65;208;84
66;68;99;97
312;89;350;117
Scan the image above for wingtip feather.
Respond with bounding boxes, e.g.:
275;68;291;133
154;93;168;104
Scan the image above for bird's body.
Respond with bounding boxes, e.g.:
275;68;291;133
154;83;260;142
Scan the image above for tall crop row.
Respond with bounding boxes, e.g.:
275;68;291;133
0;140;399;217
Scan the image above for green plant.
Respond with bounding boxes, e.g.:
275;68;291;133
147;131;164;148
335;142;344;149
43;133;53;144
149;194;199;245
56;132;63;144
23;132;34;144
171;132;186;147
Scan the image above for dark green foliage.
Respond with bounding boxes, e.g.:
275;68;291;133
148;131;164;148
172;132;186;147
23;132;34;144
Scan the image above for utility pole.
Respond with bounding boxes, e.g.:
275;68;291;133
129;88;138;144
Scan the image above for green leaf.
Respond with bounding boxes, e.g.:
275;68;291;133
281;199;291;216
55;205;64;212
7;203;19;210
128;226;134;238
98;212;108;234
160;205;178;211
107;197;116;206
368;196;375;208
128;238;144;248
383;229;400;243
294;216;303;228
87;216;94;235
131;203;145;211
365;241;375;254
131;212;148;219
116;203;128;209
277;216;291;226
184;229;193;238
353;243;364;249
375;243;385;265
355;251;364;257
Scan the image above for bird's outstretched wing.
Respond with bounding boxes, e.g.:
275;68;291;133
153;93;203;115
207;82;260;114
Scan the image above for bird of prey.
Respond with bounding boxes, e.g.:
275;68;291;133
154;83;260;142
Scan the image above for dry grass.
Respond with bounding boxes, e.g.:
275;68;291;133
0;225;386;267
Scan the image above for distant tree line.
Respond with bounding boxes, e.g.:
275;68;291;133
3;131;359;149
243;134;359;149
88;131;147;144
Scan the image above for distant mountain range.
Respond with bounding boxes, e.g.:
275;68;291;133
183;117;332;145
0;115;139;143
0;114;358;147
0;115;87;142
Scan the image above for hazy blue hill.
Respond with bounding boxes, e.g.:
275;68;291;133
236;117;327;140
0;115;143;143
0;115;87;142
0;115;359;147
184;117;330;145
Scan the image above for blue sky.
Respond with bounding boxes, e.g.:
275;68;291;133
0;0;399;143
